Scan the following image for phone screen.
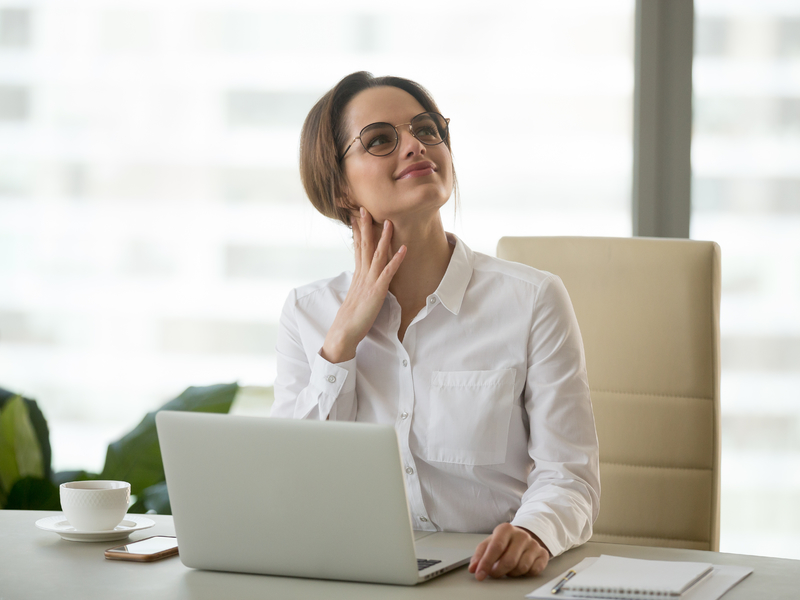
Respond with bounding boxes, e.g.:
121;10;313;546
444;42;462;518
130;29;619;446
107;536;178;555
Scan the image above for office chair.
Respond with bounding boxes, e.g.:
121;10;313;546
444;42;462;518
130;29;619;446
497;236;721;551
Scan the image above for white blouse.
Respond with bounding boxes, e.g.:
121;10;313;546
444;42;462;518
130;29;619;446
271;234;600;557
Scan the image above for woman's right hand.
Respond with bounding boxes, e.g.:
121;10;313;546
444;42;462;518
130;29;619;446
320;207;406;364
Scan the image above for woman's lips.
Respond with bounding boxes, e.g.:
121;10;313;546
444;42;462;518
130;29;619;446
396;161;436;180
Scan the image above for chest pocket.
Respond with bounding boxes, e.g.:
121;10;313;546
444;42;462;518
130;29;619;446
423;369;517;465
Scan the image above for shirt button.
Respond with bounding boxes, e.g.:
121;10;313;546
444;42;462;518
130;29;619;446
326;375;336;383
405;466;414;475
428;297;437;305
419;516;429;522
402;359;408;367
401;411;409;420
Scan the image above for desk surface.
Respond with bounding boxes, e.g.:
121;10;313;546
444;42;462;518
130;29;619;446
3;510;798;599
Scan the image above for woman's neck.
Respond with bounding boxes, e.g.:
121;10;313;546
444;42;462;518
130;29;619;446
382;215;454;314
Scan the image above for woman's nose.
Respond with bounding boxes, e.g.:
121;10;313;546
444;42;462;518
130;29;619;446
398;125;426;157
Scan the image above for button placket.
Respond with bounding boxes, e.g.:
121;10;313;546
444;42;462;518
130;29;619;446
394;334;430;529
398;351;411;425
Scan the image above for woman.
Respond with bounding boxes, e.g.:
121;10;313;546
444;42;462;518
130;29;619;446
271;72;600;580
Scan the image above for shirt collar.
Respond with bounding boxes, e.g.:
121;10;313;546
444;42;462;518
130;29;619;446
433;233;474;316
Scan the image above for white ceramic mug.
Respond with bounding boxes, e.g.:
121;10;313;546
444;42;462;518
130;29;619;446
59;480;131;532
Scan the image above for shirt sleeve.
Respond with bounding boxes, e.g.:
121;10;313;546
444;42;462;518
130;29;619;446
270;289;358;421
509;274;601;557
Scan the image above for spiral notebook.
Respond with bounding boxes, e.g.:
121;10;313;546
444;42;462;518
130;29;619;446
527;555;753;600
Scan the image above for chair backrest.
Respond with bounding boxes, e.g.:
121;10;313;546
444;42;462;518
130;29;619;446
497;236;721;551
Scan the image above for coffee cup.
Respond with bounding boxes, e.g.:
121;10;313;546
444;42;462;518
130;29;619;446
59;480;131;532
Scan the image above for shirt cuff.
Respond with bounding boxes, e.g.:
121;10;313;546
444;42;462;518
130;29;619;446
509;514;563;558
308;352;356;420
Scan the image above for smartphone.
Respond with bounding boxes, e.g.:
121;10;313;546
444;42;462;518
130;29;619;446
104;535;179;562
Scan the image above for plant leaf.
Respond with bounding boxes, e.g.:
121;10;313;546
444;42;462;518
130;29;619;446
99;383;238;496
12;399;45;479
52;470;99;486
21;398;52;481
141;481;171;515
0;396;45;507
0;388;52;481
0;399;21;502
5;476;61;510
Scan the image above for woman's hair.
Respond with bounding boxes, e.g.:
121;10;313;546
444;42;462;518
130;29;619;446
299;71;457;227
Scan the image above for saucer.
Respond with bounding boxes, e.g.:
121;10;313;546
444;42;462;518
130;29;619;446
35;514;155;542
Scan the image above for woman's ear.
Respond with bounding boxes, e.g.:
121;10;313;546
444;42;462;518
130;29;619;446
335;190;358;215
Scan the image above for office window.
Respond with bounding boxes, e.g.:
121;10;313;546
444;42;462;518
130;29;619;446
0;84;29;120
693;0;800;560
0;1;633;476
0;7;30;48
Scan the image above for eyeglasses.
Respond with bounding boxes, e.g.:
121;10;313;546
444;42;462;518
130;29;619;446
340;112;450;160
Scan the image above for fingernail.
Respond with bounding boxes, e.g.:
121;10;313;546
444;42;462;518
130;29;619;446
383;220;389;230
360;207;365;217
477;570;486;580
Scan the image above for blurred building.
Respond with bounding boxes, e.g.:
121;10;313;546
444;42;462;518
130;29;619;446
692;0;800;560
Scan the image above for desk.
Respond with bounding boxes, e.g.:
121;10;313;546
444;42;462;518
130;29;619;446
3;510;798;599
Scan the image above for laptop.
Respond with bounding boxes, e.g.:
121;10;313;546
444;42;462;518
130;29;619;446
155;411;485;585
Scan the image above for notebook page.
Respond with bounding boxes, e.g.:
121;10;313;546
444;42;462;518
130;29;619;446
561;555;713;596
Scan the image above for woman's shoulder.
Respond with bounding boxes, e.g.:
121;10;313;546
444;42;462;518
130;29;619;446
470;249;559;289
287;271;353;304
466;249;575;319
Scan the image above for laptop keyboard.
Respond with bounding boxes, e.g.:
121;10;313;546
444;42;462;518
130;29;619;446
417;559;442;571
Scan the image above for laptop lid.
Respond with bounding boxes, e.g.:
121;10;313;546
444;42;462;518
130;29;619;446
156;411;469;585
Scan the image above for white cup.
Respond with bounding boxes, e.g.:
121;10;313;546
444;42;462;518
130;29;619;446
59;480;131;532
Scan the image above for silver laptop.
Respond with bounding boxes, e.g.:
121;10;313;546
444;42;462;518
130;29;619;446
156;411;485;585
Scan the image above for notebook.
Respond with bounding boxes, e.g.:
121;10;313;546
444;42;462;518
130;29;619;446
155;411;486;585
527;555;754;600
557;555;712;598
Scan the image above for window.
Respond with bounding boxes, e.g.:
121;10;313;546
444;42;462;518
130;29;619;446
0;2;633;479
693;0;800;559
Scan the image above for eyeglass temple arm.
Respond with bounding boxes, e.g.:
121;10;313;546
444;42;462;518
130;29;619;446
340;136;360;161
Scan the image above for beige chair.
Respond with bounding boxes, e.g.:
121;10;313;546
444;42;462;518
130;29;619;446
497;236;721;551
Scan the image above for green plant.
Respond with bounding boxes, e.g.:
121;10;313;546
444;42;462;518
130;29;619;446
0;383;239;514
0;394;50;508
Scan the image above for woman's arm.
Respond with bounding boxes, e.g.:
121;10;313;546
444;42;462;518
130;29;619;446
270;209;406;420
320;209;406;363
270;290;358;420
469;274;600;580
512;274;600;555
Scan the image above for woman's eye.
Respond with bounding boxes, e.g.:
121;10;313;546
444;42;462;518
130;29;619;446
415;125;440;139
367;134;392;148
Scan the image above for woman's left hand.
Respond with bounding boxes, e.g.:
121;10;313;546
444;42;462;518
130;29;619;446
468;523;550;580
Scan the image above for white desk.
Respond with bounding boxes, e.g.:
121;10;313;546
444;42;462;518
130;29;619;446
3;510;798;599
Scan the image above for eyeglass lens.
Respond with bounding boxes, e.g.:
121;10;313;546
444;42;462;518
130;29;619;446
359;112;448;157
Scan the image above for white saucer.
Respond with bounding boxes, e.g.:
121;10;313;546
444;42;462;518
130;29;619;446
35;514;155;542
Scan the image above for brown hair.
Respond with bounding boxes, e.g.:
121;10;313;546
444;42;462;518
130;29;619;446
299;71;457;227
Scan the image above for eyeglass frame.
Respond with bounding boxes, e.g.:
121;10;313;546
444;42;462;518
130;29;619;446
339;112;450;161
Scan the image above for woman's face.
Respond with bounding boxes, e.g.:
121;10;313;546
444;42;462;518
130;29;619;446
340;86;453;225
